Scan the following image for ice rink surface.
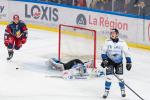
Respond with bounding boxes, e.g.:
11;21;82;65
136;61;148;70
0;26;150;100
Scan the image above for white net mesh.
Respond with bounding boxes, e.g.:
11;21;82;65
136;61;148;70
59;25;96;68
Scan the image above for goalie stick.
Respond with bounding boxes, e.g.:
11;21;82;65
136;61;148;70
45;73;90;79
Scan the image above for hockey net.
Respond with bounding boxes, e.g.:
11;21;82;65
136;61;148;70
58;24;97;68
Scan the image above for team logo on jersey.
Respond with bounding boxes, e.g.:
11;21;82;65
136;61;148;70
108;45;112;49
16;30;21;38
16;31;21;38
76;14;87;25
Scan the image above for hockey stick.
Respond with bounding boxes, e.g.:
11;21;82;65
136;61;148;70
113;74;144;100
45;74;89;79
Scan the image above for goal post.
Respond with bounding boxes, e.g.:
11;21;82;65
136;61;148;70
58;24;97;68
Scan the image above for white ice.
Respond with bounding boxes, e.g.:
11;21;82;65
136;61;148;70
0;25;150;100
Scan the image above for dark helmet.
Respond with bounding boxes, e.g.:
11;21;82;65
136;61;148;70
110;28;119;34
13;14;19;20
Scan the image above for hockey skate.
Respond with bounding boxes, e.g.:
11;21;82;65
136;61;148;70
7;51;14;60
121;89;126;97
102;89;109;99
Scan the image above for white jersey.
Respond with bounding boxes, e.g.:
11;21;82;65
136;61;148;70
101;38;131;63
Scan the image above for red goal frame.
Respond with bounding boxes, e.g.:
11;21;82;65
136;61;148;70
58;24;97;68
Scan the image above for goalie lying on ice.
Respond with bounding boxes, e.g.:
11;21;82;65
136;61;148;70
46;58;99;79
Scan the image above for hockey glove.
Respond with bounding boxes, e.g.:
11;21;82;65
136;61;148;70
21;38;27;44
126;63;132;71
4;39;9;46
101;60;109;68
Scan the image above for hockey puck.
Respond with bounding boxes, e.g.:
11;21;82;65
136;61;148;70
16;67;19;70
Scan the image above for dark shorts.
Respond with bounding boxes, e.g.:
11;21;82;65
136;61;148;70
106;59;123;75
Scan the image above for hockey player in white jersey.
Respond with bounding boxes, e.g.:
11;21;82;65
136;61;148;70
101;28;132;98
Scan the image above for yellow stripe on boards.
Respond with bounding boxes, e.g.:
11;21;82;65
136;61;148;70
0;21;150;50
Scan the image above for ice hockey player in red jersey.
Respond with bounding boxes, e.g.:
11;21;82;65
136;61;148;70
4;15;28;60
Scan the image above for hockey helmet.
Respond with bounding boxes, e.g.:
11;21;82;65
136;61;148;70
110;28;119;42
110;28;119;34
13;14;19;20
